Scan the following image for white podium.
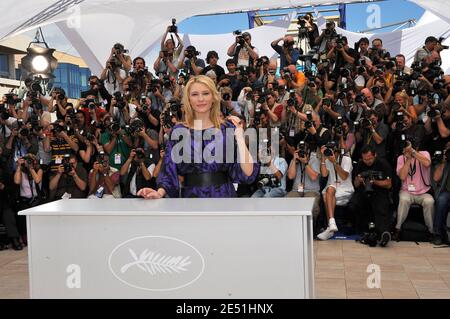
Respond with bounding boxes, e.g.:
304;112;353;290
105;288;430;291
19;198;314;299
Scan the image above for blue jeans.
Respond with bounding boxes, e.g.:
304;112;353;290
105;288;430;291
434;191;450;236
252;187;287;198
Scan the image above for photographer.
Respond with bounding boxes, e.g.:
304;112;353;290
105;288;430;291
49;154;87;200
349;145;393;247
395;54;412;75
368;38;391;65
178;45;205;76
315;20;337;52
135;95;161;131
4;119;38;171
252;140;288;198
44;120;79;173
327;36;357;76
88;151;121;199
414;36;439;63
271;36;301;69
219;87;240;117
0;101;18;142
126;57;151;96
260;91;283;127
81;76;112;106
431;142;450;245
390;112;425;160
0;149;22;250
100;43;132;94
120;148;155;197
318;142;354;240
202;51;225;80
428;101;450;139
100;117;132;170
154;49;179;78
47;88;69;120
127;118;159;155
227;31;259;68
355;110;389;160
160;20;184;61
395;138;434;240
334;117;355;156
286;141;321;221
356;37;370;61
13;154;43;247
109;91;135;127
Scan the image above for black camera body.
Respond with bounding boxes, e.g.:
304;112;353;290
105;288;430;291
296;141;309;159
4;93;21;105
168;18;178;33
304;111;314;129
433;149;450;164
135;148;146;160
323;141;337;157
109;121;121;133
361;222;378;247
257;174;280;189
185;48;200;60
233;30;245;46
359;170;385;194
113;92;126;109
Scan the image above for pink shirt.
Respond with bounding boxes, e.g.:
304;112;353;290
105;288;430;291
396;152;431;195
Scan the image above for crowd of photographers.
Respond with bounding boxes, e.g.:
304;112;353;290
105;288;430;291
1;16;450;250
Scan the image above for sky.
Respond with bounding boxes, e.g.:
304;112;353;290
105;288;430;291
31;0;425;57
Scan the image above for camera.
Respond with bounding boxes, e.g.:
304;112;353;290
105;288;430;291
222;92;231;101
322;98;332;107
433;149;450;164
427;104;442;118
233;30;245;46
135;148;146;160
334;116;344;136
239;66;249;83
394;112;405;131
110;43;128;68
335;34;345;50
185;47;200;60
51;123;65;135
287;89;297;109
296;141;309;159
438;37;449;50
113;92;126;110
4;93;21;105
399;134;412;151
18;121;30;138
359;117;372;130
355;94;365;104
257;174;280;189
340;68;351;78
304;111;314;129
361;222;378;247
323;141;336;157
359;170;385;195
61;155;72;174
0;104;9;120
371;86;380;95
127;119;144;135
109;121;120;133
168;18;177;33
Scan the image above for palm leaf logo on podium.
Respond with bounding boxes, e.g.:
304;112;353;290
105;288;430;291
120;248;192;275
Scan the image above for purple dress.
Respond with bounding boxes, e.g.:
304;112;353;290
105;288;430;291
157;122;260;198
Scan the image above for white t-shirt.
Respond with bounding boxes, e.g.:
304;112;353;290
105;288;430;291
324;155;354;193
129;163;156;196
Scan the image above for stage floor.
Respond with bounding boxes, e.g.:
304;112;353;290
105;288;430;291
1;241;449;299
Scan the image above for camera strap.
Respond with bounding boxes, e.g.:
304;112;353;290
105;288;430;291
407;157;417;178
334;154;343;183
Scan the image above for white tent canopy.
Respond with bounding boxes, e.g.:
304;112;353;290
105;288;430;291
0;0;449;74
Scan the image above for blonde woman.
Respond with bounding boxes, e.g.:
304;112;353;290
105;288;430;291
138;75;259;198
391;90;417;123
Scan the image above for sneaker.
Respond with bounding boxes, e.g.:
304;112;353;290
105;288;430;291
432;234;443;246
317;227;335;241
379;231;391;247
329;218;338;232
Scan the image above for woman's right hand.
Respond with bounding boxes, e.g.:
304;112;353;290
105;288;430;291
137;188;162;199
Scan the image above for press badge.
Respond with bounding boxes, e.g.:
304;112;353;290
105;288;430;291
114;153;122;165
297;184;304;193
55;156;62;165
408;184;416;192
289;129;295;137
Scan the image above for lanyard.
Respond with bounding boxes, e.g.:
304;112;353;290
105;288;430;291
408;158;417;178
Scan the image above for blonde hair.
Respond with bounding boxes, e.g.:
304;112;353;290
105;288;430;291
395;90;409;106
182;75;223;129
